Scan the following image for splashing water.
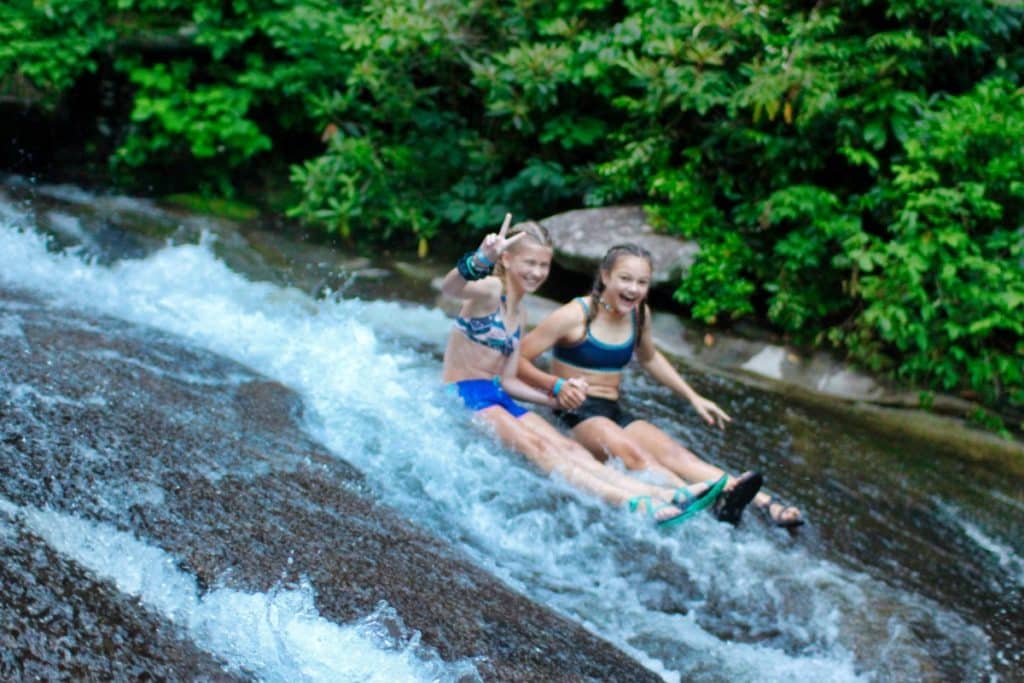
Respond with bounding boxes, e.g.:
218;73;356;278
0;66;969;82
1;188;1012;682
0;498;478;682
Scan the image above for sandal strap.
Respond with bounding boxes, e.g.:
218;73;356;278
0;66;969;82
628;495;652;515
673;476;724;505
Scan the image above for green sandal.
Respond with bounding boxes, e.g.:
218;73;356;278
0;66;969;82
672;475;728;517
628;496;689;529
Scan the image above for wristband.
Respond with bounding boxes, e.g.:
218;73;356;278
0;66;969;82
456;251;490;280
474;250;494;267
552;378;565;397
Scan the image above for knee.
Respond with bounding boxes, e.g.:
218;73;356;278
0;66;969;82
548;435;588;464
528;434;566;470
616;444;655;471
524;431;550;455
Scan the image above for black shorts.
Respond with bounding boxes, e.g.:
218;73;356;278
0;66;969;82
553;396;636;430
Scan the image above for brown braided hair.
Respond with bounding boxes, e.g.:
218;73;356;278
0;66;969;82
493;221;553;282
588;243;653;346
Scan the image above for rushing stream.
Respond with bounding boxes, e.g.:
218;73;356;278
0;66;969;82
1;177;1022;682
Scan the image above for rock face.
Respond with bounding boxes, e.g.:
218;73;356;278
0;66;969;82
540;206;699;286
0;285;660;682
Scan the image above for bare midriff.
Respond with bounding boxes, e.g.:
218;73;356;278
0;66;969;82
550;358;622;401
442;330;509;383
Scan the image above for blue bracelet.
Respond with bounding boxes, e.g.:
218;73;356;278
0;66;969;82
552;378;565;397
457;251;488;280
474;250;494;267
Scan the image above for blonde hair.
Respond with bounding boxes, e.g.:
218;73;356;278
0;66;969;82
493;221;552;280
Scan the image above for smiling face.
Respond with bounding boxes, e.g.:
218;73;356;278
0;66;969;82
502;240;553;294
600;254;651;315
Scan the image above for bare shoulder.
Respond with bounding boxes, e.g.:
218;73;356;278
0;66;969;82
535;297;589;340
542;298;584;325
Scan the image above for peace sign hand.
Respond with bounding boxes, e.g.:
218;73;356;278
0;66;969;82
478;213;526;264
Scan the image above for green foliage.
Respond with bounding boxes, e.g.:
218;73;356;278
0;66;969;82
3;0;1023;426
853;78;1024;412
673;231;756;324
288;132;439;242
114;58;271;192
574;0;1023;423
0;0;113;106
164;193;259;221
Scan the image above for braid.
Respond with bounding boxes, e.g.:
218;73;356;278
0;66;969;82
588;277;602;327
595;243;654;345
636;301;647;347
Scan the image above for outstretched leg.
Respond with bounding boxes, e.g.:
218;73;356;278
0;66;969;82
517;412;694;502
624;420;728;482
517;413;723;512
570;417;687;487
626;420;802;524
475;408;710;524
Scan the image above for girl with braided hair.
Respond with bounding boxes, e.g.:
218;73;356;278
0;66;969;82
518;243;803;528
442;217;727;528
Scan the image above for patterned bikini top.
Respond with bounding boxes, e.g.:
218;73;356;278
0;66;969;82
454;295;521;356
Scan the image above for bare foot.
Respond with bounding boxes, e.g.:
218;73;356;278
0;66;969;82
628;496;685;525
756;495;804;528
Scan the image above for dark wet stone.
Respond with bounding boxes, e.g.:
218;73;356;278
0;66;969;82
0;285;660;682
0;526;244;682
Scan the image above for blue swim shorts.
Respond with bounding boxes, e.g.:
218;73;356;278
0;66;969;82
448;378;528;418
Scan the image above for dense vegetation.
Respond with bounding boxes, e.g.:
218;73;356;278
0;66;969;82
2;0;1022;430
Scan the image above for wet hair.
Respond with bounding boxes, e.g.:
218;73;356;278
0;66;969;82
493;221;553;281
588;243;653;345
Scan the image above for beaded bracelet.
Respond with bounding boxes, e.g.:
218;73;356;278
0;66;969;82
473;250;494;267
456;251;491;281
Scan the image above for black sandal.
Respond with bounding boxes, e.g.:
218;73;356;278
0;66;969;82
756;495;805;529
713;471;763;526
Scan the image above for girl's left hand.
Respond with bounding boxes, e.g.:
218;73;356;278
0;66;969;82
692;396;731;429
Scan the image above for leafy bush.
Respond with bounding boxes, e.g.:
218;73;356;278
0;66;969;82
2;0;1022;427
0;0;112;106
852;79;1024;415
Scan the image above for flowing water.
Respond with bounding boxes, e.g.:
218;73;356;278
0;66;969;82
1;177;1021;682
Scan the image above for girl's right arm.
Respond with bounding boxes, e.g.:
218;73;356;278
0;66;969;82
441;265;493;301
441;213;523;300
518;303;588;408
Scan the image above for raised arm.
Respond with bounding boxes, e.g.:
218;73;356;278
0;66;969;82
634;307;732;429
441;213;525;299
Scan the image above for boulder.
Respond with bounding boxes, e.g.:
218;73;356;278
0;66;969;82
540;206;699;286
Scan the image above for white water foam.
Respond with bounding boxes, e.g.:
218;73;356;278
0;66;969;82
0;199;996;682
937;501;1024;588
1;498;478;682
